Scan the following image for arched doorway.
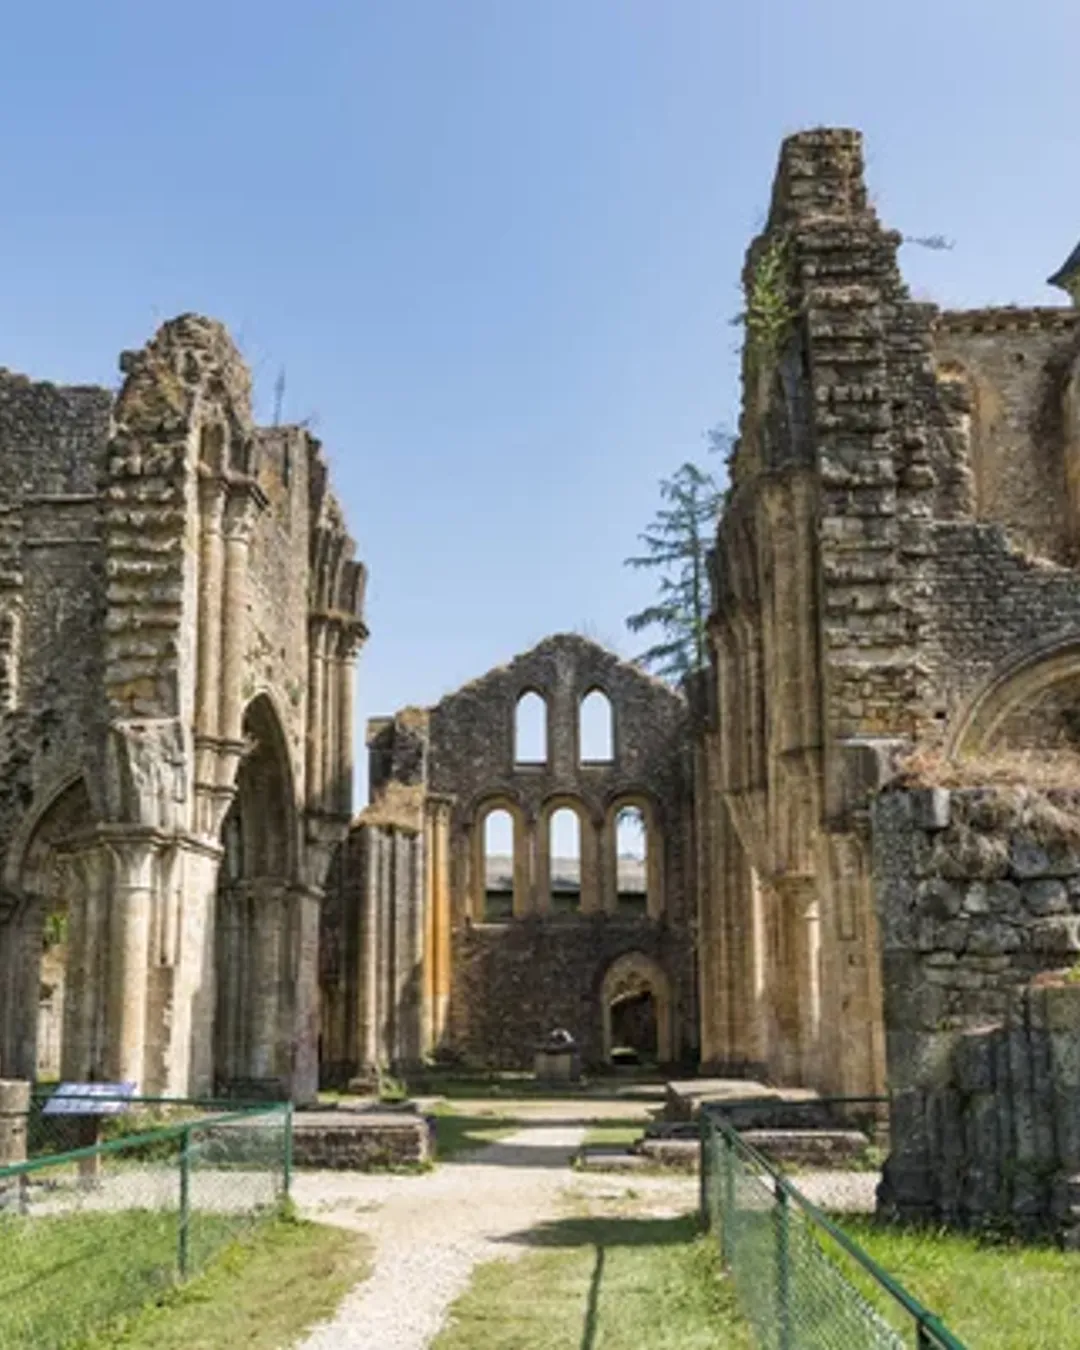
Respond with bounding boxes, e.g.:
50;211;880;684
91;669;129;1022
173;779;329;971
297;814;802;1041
1;778;93;1082
600;952;673;1065
214;696;296;1097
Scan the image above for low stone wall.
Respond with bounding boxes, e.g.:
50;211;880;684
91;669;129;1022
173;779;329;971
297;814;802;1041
873;786;1080;1238
291;1109;432;1170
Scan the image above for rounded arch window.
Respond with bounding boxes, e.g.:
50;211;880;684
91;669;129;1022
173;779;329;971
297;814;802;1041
514;691;548;765
548;806;582;914
482;808;515;922
615;805;648;917
579;689;614;764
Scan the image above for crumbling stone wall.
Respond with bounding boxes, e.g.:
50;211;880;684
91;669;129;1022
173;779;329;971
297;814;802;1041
0;317;366;1102
696;127;1080;1106
336;634;697;1076
874;786;1080;1239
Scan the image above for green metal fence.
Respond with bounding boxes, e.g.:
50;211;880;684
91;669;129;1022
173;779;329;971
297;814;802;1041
0;1102;292;1350
700;1108;966;1350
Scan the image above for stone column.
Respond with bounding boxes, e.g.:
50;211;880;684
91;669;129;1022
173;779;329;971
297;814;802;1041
323;626;340;813
250;882;287;1084
195;479;226;835
105;837;157;1088
336;631;357;816
356;825;381;1071
288;884;321;1104
307;621;327;809
218;487;261;747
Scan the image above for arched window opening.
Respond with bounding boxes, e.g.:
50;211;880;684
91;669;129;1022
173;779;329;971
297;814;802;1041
483;809;515;922
549;807;581;915
579;690;614;764
514;691;547;765
615;806;648;917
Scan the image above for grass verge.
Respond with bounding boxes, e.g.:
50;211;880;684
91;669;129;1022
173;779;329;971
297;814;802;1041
0;1210;369;1350
84;1217;371;1350
580;1121;645;1150
433;1214;752;1349
844;1218;1080;1349
431;1103;520;1159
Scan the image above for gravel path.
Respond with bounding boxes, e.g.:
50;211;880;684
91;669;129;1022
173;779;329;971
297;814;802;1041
293;1123;589;1350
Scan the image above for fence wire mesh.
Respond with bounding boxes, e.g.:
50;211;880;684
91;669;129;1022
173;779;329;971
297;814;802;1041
0;1103;291;1350
701;1109;966;1350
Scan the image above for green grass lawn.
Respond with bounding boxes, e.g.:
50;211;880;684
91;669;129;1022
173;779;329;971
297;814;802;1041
86;1217;370;1350
0;1207;368;1350
431;1103;520;1159
844;1218;1080;1350
434;1214;752;1349
580;1120;646;1150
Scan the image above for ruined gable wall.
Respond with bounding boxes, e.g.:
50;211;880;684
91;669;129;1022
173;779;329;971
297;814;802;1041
428;635;696;1069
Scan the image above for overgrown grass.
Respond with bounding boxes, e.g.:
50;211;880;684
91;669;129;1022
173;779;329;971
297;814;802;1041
434;1214;752;1349
845;1218;1080;1349
83;1217;370;1350
431;1103;520;1159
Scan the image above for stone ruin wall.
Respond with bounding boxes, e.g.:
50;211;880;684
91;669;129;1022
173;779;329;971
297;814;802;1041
874;786;1080;1240
327;635;698;1080
0;316;366;1102
697;127;1080;1122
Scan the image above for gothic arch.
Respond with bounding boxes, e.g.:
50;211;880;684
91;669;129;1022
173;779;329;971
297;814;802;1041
214;694;299;1094
950;634;1080;757
0;776;94;1081
600;951;673;1064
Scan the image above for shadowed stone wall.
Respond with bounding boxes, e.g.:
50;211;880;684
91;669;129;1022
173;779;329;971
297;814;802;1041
874;786;1080;1240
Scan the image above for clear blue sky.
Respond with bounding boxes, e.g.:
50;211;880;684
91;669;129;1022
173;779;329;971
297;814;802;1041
2;1;1078;803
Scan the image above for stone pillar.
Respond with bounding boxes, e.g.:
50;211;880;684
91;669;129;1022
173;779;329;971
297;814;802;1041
336;633;357;816
0;1079;29;1168
357;825;381;1070
195;479;226;836
250;883;287;1084
60;847;109;1082
308;621;327;809
289;884;321;1104
105;837;157;1088
218;488;260;745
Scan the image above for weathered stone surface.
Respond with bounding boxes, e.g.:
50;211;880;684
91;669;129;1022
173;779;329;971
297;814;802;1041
0;318;366;1103
330;635;695;1077
291;1110;431;1170
875;787;1080;1238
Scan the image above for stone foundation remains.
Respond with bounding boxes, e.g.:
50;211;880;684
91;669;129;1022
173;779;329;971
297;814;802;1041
875;786;1080;1239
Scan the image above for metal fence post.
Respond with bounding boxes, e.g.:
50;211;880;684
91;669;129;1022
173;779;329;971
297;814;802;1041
698;1112;709;1229
722;1128;735;1266
283;1102;293;1204
775;1179;792;1350
177;1125;192;1280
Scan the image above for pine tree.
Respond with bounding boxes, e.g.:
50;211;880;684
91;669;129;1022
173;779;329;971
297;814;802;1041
624;438;726;682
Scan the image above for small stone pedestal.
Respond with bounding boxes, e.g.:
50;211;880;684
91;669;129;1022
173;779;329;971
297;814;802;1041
0;1079;30;1212
533;1029;581;1083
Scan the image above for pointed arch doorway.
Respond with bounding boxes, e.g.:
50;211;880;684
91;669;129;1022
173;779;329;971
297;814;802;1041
601;952;673;1065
